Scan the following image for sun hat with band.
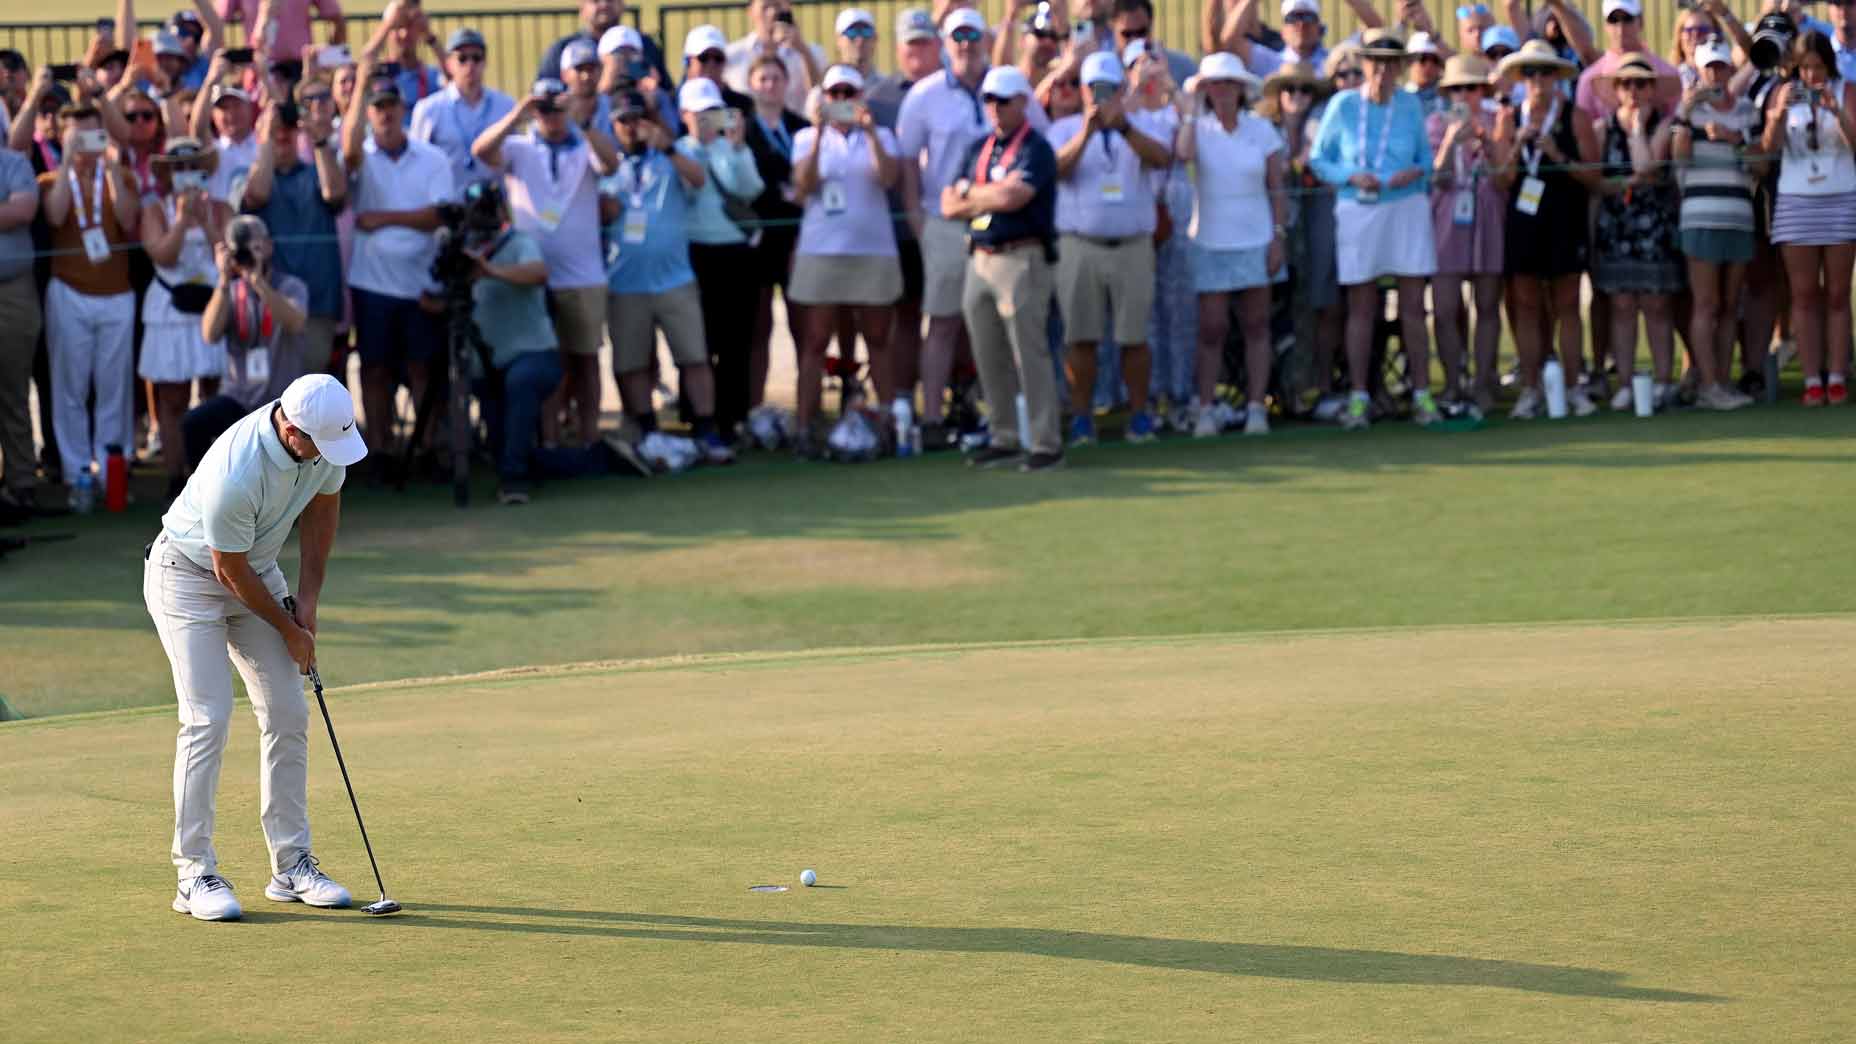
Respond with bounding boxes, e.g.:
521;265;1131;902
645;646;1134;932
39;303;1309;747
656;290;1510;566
1196;50;1262;92
152;135;219;173
1358;27;1410;60
1255;62;1330;119
280;374;368;467
1495;38;1578;79
1439;53;1494;90
1600;52;1658;81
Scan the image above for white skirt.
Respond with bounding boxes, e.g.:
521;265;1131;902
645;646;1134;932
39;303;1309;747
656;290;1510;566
1334;191;1437;285
137;278;224;383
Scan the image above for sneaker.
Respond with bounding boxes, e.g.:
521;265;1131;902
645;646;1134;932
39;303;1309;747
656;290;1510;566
174;873;242;921
1610;386;1633;412
1411;391;1441;427
1193;406;1221;438
1339;395;1370;431
1166;403;1196;433
699;432;736;465
264;852;352;908
1243;402;1270;436
1829;379;1848;406
1067;415;1095;447
495;483;531;505
967;445;1025;469
1803;383;1826;407
1021;451;1066;472
1568;386;1598;417
1125;411;1158;443
919;421;951;452
600;433;654;478
1696;384;1748;411
1510;387;1543;420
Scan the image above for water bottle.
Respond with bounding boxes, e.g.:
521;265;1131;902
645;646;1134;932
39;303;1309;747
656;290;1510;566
1542;358;1569;419
104;444;128;512
1763;351;1780;404
1014;393;1030;441
891;398;914;457
72;470;96;515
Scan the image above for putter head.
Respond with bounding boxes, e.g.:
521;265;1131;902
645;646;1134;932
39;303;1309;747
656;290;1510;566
364;898;402;916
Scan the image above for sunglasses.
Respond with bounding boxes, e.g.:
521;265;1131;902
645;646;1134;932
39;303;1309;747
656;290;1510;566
982;93;1016;104
1284;84;1316;96
1606;11;1635;23
125;109;159;122
1031;28;1068;40
615;112;643;123
1117;25;1148;39
1617;78;1650;89
1521;65;1559;79
299;91;332;104
175;27;202;40
950;27;984;43
1285;11;1319;24
1417;54;1443;65
841;25;876;39
453;51;486;64
826;86;859;98
698;50;726;64
1054;77;1080;88
1456;4;1489;18
1680;24;1714;36
1334;68;1363;81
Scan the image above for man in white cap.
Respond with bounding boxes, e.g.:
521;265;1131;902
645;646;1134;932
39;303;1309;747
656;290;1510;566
867;8;944;419
939;65;1063;472
542;0;671;86
727;0;827;112
1216;0;1387;78
143;372;366;921
683;24;755;115
897;7;1049;448
807;7;889;113
193;80;258;207
598;23;678;126
1573;0;1678;120
1404;31;1447;116
1048;50;1171;446
410;27;516;190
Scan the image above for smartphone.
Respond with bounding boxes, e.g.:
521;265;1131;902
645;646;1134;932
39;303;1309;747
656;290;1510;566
774;9;794;23
316;44;352;69
1089;81;1117;104
824;100;857;122
271;58;303;83
224;47;254;64
172;169;207;192
74;128;108;153
96;17;114;36
49;62;79;81
1450;99;1471;121
1695;85;1722;103
376;61;402;78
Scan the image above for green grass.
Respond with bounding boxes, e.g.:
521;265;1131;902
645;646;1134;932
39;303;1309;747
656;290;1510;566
5;620;1854;1041
6;404;1856;720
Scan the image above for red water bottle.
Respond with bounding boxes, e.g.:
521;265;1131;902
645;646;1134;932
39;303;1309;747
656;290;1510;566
104;444;128;513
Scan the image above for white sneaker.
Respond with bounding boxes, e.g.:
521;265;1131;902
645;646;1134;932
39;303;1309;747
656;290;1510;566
1193;406;1220;439
265;852;352;908
1568;386;1598;417
1696;384;1750;412
1510;387;1542;420
1243;403;1270;436
173;874;242;921
1610;386;1632;412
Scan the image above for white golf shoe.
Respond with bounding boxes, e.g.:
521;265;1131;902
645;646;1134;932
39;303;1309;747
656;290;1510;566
264;852;352;908
173;874;243;921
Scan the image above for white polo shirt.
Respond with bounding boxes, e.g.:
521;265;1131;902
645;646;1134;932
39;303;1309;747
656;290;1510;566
410;84;517;190
1189;113;1283;251
349;137;455;301
209;132;260;208
1047;111;1166;239
500;131;607;290
896;69;1051;219
791;125;900;257
160;401;345;574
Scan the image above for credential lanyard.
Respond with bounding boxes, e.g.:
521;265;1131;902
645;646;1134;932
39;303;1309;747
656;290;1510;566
1521;97;1561;178
974;121;1031;184
1356;93;1396;177
68;163;105;230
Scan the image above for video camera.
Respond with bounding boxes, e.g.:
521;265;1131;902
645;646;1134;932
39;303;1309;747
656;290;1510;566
1750;12;1796;72
430;179;507;289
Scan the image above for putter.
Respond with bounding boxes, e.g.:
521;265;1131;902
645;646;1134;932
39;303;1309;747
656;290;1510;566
285;597;402;916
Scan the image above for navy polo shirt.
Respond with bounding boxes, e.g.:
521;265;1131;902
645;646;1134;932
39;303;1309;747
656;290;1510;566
958;123;1057;250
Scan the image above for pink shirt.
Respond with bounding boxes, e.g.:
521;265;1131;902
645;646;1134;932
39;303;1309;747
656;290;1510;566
1574;49;1681;120
218;0;343;59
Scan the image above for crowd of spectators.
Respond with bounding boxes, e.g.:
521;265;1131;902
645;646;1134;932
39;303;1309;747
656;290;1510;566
0;0;1850;512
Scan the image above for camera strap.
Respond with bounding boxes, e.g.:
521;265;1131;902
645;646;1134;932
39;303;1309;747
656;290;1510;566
234;279;272;345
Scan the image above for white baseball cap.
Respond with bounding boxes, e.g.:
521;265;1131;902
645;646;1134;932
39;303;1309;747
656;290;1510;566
944;8;988;36
1695;38;1733;67
598;24;644;57
835;7;876;35
1281;0;1320;18
683;24;728;58
1602;0;1641;19
678;77;725;112
1406;31;1441;57
979;64;1032;99
1197;50;1260;90
280;374;367;467
821;64;865;91
1082;51;1123;86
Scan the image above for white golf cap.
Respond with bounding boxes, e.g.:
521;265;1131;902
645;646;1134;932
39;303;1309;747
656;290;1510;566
678;77;725;112
979;64;1032;99
1197;50;1259;89
561;38;599;68
683;24;728;58
280;374;367;467
1082;50;1123;86
1602;0;1641;19
598;24;644;57
835;7;876;35
1406;31;1441;56
821;64;865;91
1281;0;1320;18
943;8;988;36
1695;38;1733;67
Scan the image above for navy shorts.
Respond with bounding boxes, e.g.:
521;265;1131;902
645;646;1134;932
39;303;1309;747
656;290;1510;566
352;286;439;368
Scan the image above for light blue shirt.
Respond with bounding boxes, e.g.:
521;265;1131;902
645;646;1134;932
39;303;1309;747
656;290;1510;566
1310;89;1433;204
410;84;517;190
160;403;344;573
601;148;698;293
1833;33;1856;86
678;136;765;246
1246;43;1330;80
472;231;557;370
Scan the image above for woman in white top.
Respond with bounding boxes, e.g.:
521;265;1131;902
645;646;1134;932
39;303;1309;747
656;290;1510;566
1176;51;1287;438
138;137;226;500
1761;31;1856;405
788;65;901;438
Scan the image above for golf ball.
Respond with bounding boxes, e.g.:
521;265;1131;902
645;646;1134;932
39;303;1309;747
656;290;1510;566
800;869;817;886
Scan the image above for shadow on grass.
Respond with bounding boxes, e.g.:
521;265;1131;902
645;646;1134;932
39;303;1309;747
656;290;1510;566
345;902;1722;1003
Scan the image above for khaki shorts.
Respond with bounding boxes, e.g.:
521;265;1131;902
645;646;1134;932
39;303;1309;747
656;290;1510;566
607;282;707;374
787;253;904;307
920;215;972;319
551;285;608;356
1055;234;1156;345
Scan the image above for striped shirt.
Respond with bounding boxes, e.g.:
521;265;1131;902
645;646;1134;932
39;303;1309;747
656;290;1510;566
1679;99;1758;234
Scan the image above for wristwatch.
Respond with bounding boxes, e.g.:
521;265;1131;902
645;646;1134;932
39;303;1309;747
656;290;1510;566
955;177;972;200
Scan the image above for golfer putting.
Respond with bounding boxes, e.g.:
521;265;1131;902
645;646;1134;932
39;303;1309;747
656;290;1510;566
142;374;367;921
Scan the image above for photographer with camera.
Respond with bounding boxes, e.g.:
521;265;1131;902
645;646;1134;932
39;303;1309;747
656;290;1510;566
728;0;826;113
472;78;618;453
242;90;344;373
183;215;310;463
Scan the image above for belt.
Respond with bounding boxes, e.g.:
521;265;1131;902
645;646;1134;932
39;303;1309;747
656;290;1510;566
972;238;1043;256
1068;233;1132;248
